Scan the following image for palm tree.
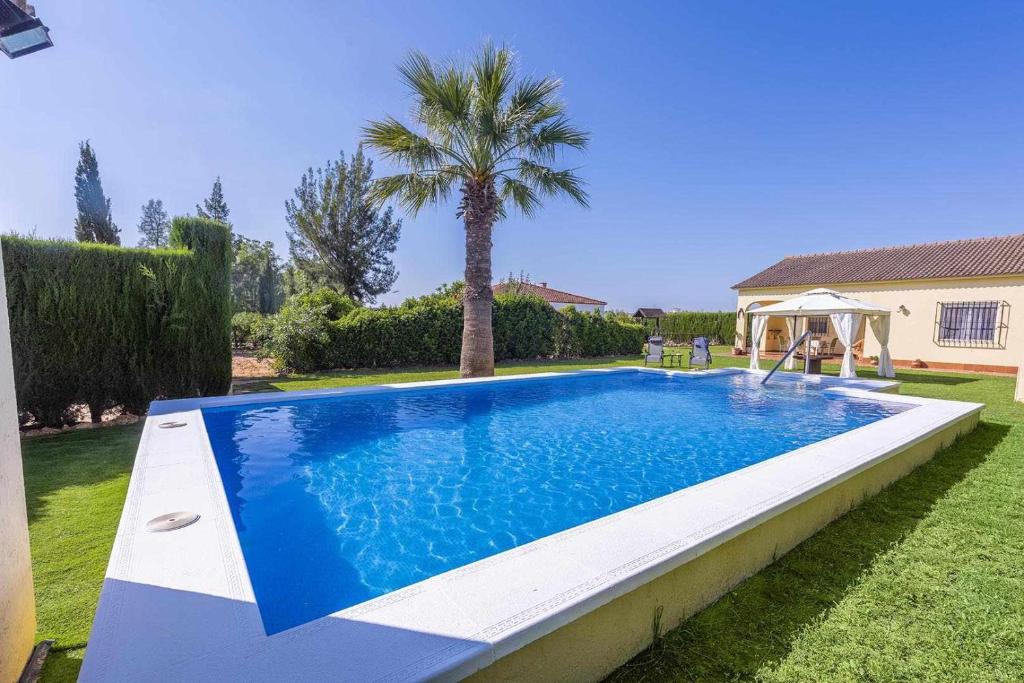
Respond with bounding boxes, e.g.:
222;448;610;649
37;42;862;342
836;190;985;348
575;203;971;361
364;44;589;377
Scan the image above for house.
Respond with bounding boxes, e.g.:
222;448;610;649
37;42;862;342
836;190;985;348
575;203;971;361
733;233;1024;374
492;281;606;313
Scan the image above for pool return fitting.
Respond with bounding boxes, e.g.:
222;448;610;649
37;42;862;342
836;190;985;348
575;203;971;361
146;512;200;532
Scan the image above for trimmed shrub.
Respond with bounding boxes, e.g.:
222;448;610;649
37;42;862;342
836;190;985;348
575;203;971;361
492;294;558;361
555;306;646;358
231;312;272;349
660;311;735;345
329;299;463;368
284;287;358;321
265;303;334;372
2;217;232;426
265;292;644;372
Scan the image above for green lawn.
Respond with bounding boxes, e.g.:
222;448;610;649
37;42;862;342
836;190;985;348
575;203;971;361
232;346;732;393
22;424;142;681
22;354;1024;682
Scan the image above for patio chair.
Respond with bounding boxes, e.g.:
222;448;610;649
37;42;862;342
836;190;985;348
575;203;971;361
689;336;712;369
644;336;665;366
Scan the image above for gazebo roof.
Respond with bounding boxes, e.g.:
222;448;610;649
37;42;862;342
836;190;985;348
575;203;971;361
750;288;890;317
633;308;666;318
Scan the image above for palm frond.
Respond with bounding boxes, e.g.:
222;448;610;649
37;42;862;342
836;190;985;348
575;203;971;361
472;43;515;114
400;51;472;126
498;177;540;218
507;76;563;124
523;117;589;161
515;160;589;207
466;44;518;169
523;101;566;128
362;117;444;169
368;172;456;215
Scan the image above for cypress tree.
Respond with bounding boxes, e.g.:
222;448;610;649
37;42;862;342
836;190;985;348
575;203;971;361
196;176;231;224
73;140;120;244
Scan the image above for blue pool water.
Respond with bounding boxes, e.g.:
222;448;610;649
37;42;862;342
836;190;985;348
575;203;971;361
203;370;908;634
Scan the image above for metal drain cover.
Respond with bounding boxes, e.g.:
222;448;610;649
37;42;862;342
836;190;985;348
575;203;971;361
146;511;200;532
158;420;187;429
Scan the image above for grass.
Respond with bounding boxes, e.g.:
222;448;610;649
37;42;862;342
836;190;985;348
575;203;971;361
235;357;636;392
22;424;142;682
21;352;1024;682
232;346;732;393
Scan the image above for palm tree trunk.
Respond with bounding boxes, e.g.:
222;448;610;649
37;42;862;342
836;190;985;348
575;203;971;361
460;180;497;377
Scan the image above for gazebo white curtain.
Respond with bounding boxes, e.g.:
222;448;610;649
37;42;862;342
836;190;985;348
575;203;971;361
784;317;798;370
829;312;861;379
747;289;894;379
869;315;895;378
749;314;768;370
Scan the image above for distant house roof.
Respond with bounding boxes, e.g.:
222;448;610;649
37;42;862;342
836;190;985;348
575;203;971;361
492;282;606;306
632;308;666;318
733;233;1024;289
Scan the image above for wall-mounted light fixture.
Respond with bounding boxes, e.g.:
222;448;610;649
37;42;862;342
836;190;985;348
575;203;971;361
898;305;910;315
0;0;52;59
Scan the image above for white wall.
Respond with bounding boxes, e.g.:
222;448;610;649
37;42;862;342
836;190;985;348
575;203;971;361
0;245;35;683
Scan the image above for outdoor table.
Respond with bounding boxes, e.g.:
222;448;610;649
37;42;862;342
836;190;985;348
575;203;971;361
795;354;828;374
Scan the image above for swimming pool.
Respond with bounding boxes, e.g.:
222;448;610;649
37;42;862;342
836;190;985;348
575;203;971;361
203;370;907;634
81;368;981;682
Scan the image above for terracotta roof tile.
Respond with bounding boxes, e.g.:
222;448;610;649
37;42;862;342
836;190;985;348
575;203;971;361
492;282;606;306
733;233;1024;289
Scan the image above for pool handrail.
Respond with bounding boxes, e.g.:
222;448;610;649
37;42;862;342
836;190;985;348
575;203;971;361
762;330;812;384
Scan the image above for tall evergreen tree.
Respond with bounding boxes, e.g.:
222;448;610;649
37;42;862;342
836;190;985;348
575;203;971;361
285;147;401;304
281;261;326;298
196;176;230;224
232;234;284;314
136;198;170;248
73;141;120;244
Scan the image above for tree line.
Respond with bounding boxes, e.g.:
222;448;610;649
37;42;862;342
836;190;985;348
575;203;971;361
70;141;402;315
71;42;590;380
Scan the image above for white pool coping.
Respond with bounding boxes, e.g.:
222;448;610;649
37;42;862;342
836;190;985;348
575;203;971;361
79;368;982;682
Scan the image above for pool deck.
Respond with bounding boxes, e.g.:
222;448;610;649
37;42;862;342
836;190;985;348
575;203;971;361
79;367;981;682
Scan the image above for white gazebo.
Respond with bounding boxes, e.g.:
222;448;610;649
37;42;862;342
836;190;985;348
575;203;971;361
748;288;894;379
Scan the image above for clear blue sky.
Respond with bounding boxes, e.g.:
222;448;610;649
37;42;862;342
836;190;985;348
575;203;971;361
2;1;1022;311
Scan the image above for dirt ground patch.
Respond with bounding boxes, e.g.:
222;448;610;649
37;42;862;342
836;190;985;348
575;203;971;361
232;351;278;380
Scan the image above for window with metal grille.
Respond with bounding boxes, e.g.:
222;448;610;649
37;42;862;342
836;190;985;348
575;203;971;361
934;301;1009;347
807;316;829;335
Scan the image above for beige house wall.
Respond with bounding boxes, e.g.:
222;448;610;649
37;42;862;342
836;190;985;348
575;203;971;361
736;275;1024;371
0;246;36;682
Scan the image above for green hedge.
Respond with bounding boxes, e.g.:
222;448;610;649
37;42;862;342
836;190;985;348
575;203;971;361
556;306;648;357
3;217;232;426
492;294;559;361
660;311;735;345
268;293;644;372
